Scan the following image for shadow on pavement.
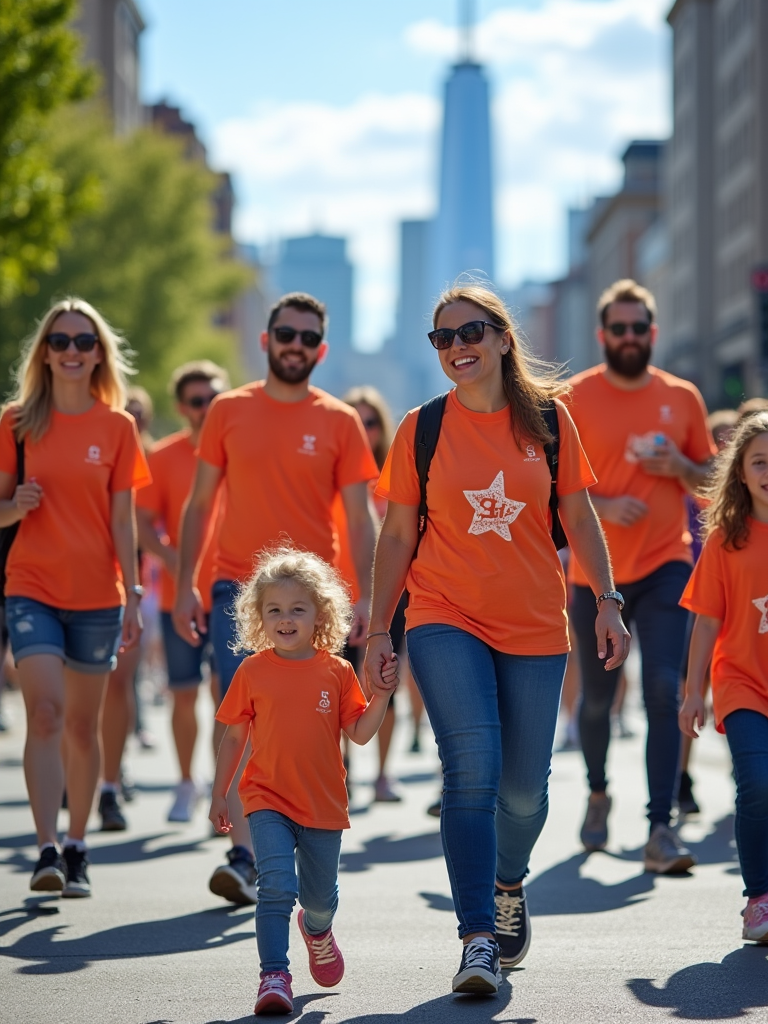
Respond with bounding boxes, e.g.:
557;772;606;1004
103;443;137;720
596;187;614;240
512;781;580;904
329;981;528;1024
0;905;252;973
420;891;454;913
206;991;335;1023
627;945;768;1019
339;831;441;873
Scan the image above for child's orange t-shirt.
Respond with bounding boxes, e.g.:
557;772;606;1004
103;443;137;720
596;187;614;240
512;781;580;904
0;402;150;609
198;382;379;584
216;648;368;829
680;520;768;732
565;366;716;586
375;393;596;655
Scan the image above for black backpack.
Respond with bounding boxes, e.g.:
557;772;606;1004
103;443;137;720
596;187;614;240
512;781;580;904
414;394;567;551
0;437;25;608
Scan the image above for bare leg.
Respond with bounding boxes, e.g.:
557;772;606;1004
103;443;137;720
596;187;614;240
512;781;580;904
63;667;110;840
170;687;198;781
19;654;66;846
101;646;140;785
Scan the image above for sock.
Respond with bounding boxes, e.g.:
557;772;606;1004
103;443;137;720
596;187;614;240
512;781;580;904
39;842;58;854
61;835;87;851
101;781;118;794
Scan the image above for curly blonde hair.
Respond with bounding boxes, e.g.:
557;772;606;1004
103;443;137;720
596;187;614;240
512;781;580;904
233;547;354;654
700;411;768;550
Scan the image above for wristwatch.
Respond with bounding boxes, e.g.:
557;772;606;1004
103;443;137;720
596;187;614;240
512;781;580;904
596;590;624;611
127;585;145;600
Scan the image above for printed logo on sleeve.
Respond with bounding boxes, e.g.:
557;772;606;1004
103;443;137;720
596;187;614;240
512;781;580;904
316;690;332;714
85;445;102;465
299;435;317;456
753;595;768;634
463;471;526;541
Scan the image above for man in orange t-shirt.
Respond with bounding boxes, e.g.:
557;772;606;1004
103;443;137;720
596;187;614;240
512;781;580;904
136;360;229;824
566;278;716;873
173;292;378;906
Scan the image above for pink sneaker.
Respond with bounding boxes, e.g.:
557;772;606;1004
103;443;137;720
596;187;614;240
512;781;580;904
742;893;768;943
297;908;345;987
254;971;293;1015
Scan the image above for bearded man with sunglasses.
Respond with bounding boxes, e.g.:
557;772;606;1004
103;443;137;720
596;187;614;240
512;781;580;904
566;278;716;873
173;292;378;905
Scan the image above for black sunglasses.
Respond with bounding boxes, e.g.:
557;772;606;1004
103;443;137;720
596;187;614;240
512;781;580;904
46;332;100;353
184;394;218;410
605;321;651;338
427;320;504;351
272;325;323;348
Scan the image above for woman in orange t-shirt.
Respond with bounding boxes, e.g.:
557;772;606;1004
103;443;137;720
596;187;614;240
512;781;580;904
679;412;768;943
0;298;149;899
364;284;630;995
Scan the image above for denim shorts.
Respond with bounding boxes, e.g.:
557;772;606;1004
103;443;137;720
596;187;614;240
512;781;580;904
160;611;215;688
6;596;123;674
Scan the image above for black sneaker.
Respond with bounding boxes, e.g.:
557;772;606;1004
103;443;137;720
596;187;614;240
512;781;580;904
99;789;127;831
677;770;700;816
452;937;501;994
208;846;258;905
30;846;65;893
62;846;91;898
494;885;531;967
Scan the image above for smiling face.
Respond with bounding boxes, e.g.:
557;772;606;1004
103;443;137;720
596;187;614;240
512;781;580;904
261;580;320;659
262;306;327;385
43;310;102;386
741;431;768;519
434;300;509;391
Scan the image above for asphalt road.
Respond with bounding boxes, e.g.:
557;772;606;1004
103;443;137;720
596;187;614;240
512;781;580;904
1;671;765;1024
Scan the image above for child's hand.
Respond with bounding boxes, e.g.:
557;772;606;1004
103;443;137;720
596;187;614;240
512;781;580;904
209;794;232;834
369;653;399;697
679;693;706;738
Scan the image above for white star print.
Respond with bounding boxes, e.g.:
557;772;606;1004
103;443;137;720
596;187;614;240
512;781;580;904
463;471;526;542
753;595;768;634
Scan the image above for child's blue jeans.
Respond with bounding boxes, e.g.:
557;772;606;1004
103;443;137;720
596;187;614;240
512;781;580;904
723;709;768;898
248;809;342;974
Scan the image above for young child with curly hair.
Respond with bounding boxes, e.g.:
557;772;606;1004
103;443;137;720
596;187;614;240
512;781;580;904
208;546;398;1015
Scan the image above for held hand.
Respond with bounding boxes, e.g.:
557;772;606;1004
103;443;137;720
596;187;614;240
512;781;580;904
370;652;399;697
13;479;43;517
595;601;630;671
209;794;232;834
364;634;395;694
638;437;687;479
120;597;143;651
347;599;371;648
679;693;707;739
603;495;648;527
172;586;206;646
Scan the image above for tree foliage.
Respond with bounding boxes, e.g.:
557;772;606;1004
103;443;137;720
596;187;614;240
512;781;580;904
0;111;251;412
0;0;96;302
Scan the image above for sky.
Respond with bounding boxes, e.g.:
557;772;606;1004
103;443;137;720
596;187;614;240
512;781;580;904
139;0;672;349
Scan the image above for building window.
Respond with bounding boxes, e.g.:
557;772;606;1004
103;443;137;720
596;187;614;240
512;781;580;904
717;181;755;243
717;50;754;117
718;0;754;51
718;116;754;177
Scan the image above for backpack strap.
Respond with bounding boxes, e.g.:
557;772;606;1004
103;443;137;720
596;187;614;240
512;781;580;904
542;402;568;550
415;393;449;540
15;437;24;487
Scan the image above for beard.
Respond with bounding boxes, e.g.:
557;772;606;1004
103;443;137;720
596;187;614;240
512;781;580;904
267;345;316;384
604;340;652;378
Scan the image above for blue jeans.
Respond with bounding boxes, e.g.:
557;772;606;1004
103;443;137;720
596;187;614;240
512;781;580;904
210;580;246;698
571;560;691;827
159;611;214;688
407;624;566;938
248;809;342;974
6;596;123;674
723;710;768;898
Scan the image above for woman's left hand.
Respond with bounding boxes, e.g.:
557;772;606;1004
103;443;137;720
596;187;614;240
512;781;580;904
120;596;143;651
595;600;630;671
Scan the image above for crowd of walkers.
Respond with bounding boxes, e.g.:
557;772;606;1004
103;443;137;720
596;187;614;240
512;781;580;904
1;277;766;1014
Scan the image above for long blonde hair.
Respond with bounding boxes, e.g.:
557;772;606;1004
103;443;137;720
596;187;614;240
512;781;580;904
342;385;394;470
6;297;134;443
700;411;768;550
432;284;569;448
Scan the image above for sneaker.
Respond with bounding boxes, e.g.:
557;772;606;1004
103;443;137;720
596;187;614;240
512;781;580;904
373;776;402;803
580;793;612;852
297;908;344;987
452;936;501;994
61;846;91;898
99;789;127;831
742;893;768;943
677;770;700;816
254;971;293;1015
494;885;531;968
167;780;199;822
30;846;65;892
643;823;696;873
208;846;258;905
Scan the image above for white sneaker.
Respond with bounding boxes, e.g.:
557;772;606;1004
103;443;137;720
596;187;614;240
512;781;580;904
167;780;199;822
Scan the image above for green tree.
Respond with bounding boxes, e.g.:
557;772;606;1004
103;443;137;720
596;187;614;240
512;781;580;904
0;0;96;302
0;111;251;412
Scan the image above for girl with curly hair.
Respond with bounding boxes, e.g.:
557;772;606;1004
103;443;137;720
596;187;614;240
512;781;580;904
208;546;398;1016
679;411;768;944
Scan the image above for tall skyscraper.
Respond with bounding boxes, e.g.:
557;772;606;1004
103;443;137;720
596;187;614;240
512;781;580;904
275;234;353;354
76;0;145;135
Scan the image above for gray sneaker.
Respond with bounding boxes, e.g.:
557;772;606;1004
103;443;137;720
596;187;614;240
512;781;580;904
643;824;696;873
580;794;612;851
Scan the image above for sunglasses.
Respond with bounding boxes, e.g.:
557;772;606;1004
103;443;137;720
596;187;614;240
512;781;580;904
427;320;503;351
361;417;381;430
605;321;651;338
184;394;218;410
46;332;99;353
272;325;323;348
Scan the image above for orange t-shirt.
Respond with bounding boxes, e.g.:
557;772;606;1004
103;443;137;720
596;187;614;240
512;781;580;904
136;430;220;612
0;402;151;609
216;648;368;828
565;366;716;586
375;392;596;655
198;382;379;583
680;522;768;732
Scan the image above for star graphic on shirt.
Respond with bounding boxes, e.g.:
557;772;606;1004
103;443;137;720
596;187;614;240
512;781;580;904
463;471;526;542
753;595;768;634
